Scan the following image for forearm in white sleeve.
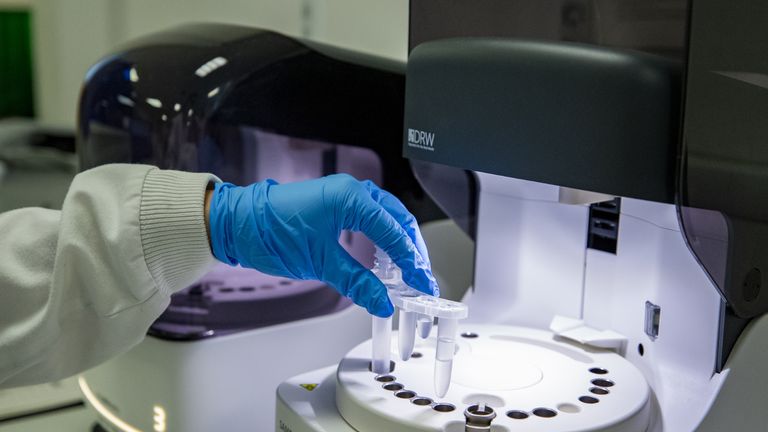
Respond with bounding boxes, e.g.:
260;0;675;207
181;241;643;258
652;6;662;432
0;164;218;388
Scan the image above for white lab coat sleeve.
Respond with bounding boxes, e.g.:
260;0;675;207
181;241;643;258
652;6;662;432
0;164;219;388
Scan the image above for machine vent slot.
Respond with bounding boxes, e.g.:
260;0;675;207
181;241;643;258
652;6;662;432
587;198;621;254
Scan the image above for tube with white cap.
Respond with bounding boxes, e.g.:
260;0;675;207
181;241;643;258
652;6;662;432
371;247;468;396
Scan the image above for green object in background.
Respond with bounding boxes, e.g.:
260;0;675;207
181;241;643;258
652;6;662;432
0;10;35;118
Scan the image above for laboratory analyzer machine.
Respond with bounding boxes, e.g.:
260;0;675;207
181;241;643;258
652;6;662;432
276;0;768;431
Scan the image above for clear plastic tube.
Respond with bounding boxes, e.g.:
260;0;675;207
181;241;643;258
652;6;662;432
371;247;468;397
434;317;458;397
417;314;433;339
398;311;417;360
371;248;396;375
371;315;392;374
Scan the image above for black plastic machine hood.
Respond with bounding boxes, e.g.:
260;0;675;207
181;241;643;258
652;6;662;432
78;23;430;208
403;38;680;204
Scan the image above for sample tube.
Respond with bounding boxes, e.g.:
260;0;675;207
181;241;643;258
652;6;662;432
417;314;433;339
372;314;392;374
370;246;468;397
398;310;417;360
371;247;395;374
434;317;459;397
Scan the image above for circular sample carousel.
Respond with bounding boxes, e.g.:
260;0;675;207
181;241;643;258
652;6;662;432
336;324;650;432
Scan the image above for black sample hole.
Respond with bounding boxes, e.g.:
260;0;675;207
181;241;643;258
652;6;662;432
411;352;423;358
589;367;608;375
411;397;432;406
279;280;292;286
533;408;557;418
638;343;645;356
219;287;234;293
432;403;455;413
260;284;275;290
590;387;610;395
395;390;416;399
368;361;396;373
506;410;529;420
461;332;479;338
467;404;494;415
579;396;600;404
238;286;255;292
382;383;404;391
375;375;396;383
591;379;615;387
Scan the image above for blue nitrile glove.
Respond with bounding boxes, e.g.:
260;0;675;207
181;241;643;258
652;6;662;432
208;174;439;317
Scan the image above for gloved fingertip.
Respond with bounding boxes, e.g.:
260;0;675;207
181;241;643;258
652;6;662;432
336;264;394;317
360;179;377;190
404;268;440;297
430;280;441;298
426;279;440;298
369;296;395;318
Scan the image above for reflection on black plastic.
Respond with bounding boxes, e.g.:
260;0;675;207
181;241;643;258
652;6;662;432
78;23;438;220
410;160;477;240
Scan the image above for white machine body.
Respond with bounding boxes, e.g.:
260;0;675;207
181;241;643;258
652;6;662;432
276;173;768;431
81;299;369;432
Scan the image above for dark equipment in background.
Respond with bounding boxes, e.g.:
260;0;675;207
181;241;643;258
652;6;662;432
0;10;35;118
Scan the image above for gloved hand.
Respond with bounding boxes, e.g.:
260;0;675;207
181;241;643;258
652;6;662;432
208;174;439;317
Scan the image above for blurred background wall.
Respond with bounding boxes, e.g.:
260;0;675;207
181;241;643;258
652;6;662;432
1;0;408;128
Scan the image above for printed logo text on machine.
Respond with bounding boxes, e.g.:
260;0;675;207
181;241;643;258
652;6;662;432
408;128;435;151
